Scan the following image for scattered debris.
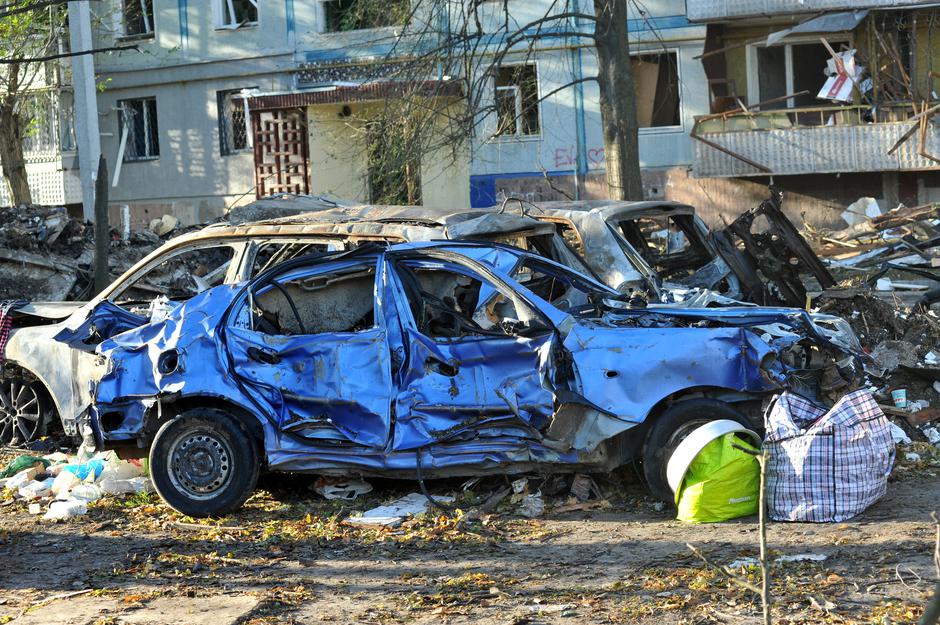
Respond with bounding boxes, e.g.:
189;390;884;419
569;473;600;502
148;213;179;236
344;493;454;527
517;493;545;518
313;477;373;501
728;553;828;569
0;448;151;520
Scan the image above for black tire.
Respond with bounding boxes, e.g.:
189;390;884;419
0;377;50;446
642;399;752;502
149;408;260;517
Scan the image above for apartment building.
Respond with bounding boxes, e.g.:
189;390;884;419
686;0;940;224
57;0;708;226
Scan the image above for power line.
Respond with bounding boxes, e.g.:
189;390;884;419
0;43;137;64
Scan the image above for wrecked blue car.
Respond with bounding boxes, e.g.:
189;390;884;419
68;241;862;516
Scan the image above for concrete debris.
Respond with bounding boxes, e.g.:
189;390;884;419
0;205;166;301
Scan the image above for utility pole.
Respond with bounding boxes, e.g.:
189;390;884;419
67;0;101;221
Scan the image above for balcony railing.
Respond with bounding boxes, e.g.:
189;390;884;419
687;0;938;22
691;102;940;177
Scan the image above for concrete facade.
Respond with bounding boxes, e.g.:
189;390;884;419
73;0;711;225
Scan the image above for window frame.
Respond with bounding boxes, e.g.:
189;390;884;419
117;96;160;162
492;62;542;141
106;242;242;307
240;257;381;337
745;35;851;109
630;48;684;134
391;257;549;342
213;0;259;30
119;0;155;40
217;87;256;156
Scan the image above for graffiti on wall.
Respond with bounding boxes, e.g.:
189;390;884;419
553;145;606;169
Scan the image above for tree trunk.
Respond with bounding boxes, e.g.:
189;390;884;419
0;91;33;206
593;0;642;201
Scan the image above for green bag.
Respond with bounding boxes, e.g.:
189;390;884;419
0;455;50;479
675;433;760;524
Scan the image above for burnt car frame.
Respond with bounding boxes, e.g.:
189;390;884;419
1;207;585;445
80;241;862;516
527;188;835;308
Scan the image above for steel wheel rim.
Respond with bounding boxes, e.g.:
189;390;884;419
167;429;234;500
0;380;43;444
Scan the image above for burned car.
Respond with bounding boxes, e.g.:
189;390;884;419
528;188;836;308
76;241;862;516
1;206;585;445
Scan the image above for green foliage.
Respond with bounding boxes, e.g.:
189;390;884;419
0;1;64;62
325;0;411;33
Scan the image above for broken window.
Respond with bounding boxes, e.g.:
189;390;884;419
248;241;341;278
396;262;542;340
113;245;236;311
510;258;596;313
118;97;159;161
631;52;681;128
615;215;713;282
495;64;541;137
251;263;377;336
217;88;255;156
323;0;410;32
216;0;258;28
122;0;154;37
750;40;848;110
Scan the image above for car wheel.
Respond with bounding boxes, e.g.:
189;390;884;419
149;409;260;518
0;378;49;446
642;399;752;502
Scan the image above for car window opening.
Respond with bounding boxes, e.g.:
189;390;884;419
397;263;541;340
252;266;376;336
115;245;235;312
616;216;711;282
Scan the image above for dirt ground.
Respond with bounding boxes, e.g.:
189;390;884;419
1;445;938;625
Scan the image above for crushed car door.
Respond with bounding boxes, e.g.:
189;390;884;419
224;257;393;448
385;255;556;451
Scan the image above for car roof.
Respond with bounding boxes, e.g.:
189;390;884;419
527;200;696;222
175;203;555;245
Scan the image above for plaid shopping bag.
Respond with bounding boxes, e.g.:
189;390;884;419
764;389;894;523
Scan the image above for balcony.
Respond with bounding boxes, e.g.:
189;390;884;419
687;0;938;22
691;103;940;178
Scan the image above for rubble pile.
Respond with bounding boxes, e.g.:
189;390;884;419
806;198;940;454
0;205;180;301
814;199;940;312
